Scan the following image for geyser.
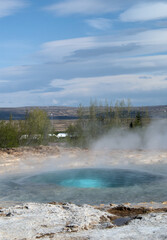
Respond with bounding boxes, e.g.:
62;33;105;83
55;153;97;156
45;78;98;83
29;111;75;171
0;168;166;205
20;168;162;189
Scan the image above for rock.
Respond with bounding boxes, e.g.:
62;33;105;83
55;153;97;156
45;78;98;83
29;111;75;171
6;212;12;217
113;217;132;226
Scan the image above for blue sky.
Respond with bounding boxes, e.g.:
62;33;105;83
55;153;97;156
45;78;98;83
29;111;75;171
1;0;167;107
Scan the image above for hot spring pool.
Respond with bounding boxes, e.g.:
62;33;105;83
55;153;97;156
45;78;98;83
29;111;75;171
0;168;166;204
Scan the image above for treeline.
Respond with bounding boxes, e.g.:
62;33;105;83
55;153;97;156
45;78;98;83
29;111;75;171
0;101;150;148
67;100;150;147
0;109;51;148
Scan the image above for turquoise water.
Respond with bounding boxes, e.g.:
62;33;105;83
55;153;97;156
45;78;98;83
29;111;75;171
0;168;166;204
60;178;104;188
21;168;162;188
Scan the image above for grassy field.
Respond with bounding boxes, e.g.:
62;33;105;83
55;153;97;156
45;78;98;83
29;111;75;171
52;119;77;132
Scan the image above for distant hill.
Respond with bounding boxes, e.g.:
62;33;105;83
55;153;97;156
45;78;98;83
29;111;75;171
0;106;78;120
132;105;167;119
0;105;166;120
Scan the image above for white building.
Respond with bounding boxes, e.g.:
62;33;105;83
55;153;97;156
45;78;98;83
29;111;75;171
48;134;57;137
56;133;68;138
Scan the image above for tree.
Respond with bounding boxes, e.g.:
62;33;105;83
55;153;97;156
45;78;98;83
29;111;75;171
67;99;137;148
127;99;132;117
21;109;51;145
134;112;142;127
114;100;122;127
0;120;19;148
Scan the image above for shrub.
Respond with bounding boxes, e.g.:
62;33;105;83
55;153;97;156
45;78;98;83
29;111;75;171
0;120;19;148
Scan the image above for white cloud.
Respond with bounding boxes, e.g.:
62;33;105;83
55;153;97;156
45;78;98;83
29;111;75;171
44;0;161;17
2;27;167;106
129;29;167;44
0;0;27;18
0;66;29;77
37;29;167;64
44;0;121;16
113;55;167;71
86;18;112;30
120;2;167;22
0;73;167;107
38;37;97;61
50;75;167;96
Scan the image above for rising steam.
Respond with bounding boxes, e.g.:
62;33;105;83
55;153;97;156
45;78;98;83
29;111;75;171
91;120;167;150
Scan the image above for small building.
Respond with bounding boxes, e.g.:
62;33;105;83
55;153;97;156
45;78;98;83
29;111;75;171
48;134;57;137
20;134;28;140
56;133;68;138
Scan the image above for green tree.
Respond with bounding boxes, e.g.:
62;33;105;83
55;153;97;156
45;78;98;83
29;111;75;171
21;108;51;145
134;112;142;127
0;120;19;148
67;99;138;148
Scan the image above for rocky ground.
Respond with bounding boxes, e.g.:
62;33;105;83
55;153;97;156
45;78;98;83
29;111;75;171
0;146;167;239
0;201;167;240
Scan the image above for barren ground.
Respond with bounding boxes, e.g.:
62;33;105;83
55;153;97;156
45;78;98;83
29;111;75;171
0;145;167;175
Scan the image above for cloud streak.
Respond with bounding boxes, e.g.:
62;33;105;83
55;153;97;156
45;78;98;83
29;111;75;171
1;73;167;107
45;0;114;15
37;29;167;63
50;75;167;95
120;2;167;22
38;37;97;62
44;0;130;16
0;0;27;18
44;0;163;18
86;18;112;30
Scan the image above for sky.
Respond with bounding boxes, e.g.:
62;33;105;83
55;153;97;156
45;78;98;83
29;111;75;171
1;0;167;107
